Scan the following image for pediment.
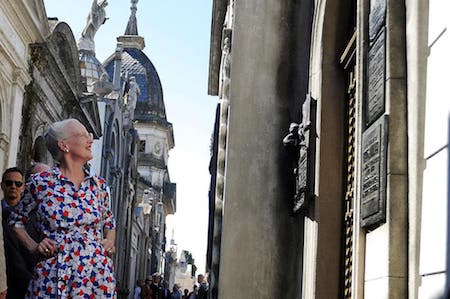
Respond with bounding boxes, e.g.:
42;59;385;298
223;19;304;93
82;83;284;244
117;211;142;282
77;93;103;138
47;22;83;95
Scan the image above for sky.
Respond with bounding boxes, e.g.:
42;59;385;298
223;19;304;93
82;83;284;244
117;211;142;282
43;0;216;273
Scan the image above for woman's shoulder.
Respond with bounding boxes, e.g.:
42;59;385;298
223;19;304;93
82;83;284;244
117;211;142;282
28;167;58;183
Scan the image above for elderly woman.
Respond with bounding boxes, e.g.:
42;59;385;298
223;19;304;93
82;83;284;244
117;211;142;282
10;118;116;298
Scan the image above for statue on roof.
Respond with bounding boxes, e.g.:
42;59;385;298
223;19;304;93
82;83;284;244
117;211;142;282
125;76;140;120
78;0;108;52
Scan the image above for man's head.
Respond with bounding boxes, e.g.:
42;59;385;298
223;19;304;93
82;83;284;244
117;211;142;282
30;163;50;174
152;273;160;284
26;163;50;179
1;167;25;206
197;274;205;284
145;276;153;285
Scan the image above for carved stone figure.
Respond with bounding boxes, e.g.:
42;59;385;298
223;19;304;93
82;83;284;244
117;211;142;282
283;95;317;213
78;0;108;52
93;72;113;96
126;76;140;120
82;0;108;40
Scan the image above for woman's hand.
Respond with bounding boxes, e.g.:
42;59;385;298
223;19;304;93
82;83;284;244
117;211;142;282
36;237;57;257
100;237;115;257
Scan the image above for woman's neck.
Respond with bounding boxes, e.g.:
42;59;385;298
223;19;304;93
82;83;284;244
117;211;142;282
59;162;86;188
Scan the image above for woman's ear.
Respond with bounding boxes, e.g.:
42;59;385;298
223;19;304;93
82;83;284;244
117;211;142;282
57;140;67;152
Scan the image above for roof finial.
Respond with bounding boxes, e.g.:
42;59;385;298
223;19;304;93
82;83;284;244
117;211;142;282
125;0;139;35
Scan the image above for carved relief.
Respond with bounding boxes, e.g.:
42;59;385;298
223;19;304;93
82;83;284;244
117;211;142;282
283;95;317;213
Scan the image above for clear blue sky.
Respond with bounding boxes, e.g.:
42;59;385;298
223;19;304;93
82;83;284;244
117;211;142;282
43;0;216;274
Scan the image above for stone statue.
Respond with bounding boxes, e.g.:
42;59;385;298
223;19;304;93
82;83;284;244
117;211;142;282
78;0;108;52
126;76;140;120
282;95;317;213
82;0;108;40
93;72;113;96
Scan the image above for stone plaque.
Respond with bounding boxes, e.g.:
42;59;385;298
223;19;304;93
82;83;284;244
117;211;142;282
369;0;386;41
360;115;388;228
365;29;385;127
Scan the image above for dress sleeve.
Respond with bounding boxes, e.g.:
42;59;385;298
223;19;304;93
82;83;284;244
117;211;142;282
100;180;116;231
8;177;39;228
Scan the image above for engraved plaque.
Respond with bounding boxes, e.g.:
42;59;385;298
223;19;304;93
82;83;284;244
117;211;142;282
369;0;386;40
360;115;388;228
365;29;385;127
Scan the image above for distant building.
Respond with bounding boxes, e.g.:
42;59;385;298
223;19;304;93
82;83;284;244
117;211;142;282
207;0;450;298
102;0;176;295
0;1;176;298
0;1;102;172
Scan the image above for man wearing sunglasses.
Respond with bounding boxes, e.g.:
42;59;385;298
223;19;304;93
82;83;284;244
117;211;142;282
1;167;30;299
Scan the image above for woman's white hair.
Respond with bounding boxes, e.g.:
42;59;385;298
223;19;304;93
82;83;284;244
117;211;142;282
44;118;78;160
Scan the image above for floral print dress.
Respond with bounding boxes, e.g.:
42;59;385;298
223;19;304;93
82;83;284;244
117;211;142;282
10;167;116;298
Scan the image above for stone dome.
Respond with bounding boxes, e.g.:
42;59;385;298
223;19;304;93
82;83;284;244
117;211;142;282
103;48;168;124
79;49;106;90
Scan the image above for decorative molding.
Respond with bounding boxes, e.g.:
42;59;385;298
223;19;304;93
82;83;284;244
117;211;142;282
0;132;10;151
116;35;145;50
12;66;31;86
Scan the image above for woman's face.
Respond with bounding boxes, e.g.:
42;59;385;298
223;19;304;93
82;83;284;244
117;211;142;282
62;120;94;163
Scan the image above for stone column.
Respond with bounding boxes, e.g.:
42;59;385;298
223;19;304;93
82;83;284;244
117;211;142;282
8;67;30;167
217;1;304;298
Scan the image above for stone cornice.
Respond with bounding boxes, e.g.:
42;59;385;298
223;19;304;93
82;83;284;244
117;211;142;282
2;0;47;43
117;35;145;50
207;0;228;95
135;120;174;149
12;67;32;87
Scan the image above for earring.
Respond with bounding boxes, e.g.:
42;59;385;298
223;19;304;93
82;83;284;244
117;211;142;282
65;148;69;153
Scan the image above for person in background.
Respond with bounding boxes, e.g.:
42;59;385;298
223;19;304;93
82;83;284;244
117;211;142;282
141;277;153;299
151;273;162;299
182;289;189;299
9;118;116;298
134;279;145;299
161;281;171;299
188;285;197;299
25;163;51;244
196;274;208;299
0;241;6;299
1;167;32;299
25;163;51;179
170;284;181;299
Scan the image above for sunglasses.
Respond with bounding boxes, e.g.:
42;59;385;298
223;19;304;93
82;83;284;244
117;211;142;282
3;180;24;188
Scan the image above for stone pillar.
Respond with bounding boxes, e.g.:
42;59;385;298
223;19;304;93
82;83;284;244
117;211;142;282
363;0;408;298
405;0;428;297
8;67;30;167
217;1;304;298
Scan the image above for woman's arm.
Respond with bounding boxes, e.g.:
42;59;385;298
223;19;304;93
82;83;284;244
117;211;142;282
101;228;116;256
11;226;56;256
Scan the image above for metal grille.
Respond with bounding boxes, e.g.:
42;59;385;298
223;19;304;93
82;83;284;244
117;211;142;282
343;66;356;299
